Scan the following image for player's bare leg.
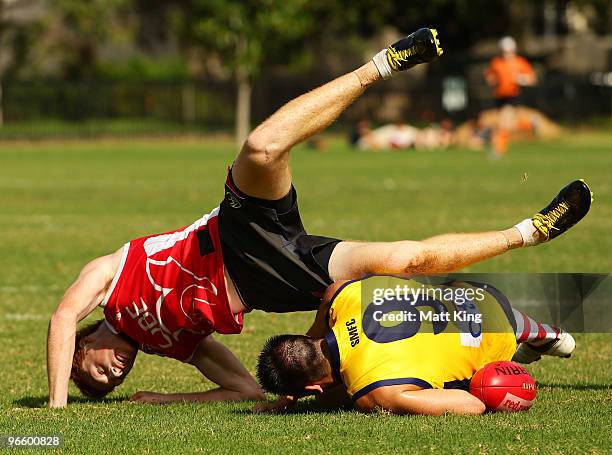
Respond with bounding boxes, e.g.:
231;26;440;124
330;180;593;279
233;62;379;199
232;28;443;200
329;229;523;279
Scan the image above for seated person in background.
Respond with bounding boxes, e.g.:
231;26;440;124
352;120;456;151
353;121;419;150
414;119;456;151
350;120;373;148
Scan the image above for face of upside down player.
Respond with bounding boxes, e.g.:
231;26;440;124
71;320;138;398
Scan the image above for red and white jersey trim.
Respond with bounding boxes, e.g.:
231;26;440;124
101;242;130;308
143;208;219;257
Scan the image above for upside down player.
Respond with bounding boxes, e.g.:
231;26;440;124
46;27;592;408
256;276;577;415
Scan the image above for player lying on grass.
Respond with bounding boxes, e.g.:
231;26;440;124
46;28;592;408
255;276;576;416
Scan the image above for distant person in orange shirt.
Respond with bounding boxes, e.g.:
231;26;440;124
485;37;536;157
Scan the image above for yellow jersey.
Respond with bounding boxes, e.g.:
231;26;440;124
325;276;517;400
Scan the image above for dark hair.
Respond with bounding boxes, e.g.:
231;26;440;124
70;319;115;399
256;334;328;396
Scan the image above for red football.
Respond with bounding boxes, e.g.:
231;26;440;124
470;361;537;412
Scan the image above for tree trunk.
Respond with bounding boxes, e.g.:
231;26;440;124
543;0;557;39
0;1;3;127
181;82;196;124
235;70;251;148
0;83;3;127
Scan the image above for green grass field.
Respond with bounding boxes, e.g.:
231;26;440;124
1;134;611;454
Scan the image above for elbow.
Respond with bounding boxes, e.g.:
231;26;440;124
242;386;266;402
253;390;267;402
48;308;78;341
227;375;265;402
355;394;399;415
50;308;77;326
464;399;486;415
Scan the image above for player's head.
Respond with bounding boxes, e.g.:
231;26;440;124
71;319;138;398
499;36;517;55
256;334;335;396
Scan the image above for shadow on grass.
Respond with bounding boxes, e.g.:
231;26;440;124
231;400;354;416
14;395;126;408
538;383;611;391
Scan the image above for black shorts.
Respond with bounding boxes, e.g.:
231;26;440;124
217;170;341;313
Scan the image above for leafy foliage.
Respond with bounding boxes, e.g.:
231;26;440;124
175;0;322;80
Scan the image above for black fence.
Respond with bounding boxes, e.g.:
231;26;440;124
0;70;610;138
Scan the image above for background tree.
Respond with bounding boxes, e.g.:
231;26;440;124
48;0;129;80
174;0;327;146
0;0;43;126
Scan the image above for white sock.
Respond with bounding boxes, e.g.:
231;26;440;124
514;219;541;247
372;49;393;79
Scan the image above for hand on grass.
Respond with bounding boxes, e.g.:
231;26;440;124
251;395;296;414
130;391;171;404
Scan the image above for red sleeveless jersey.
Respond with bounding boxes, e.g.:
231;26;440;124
101;208;243;362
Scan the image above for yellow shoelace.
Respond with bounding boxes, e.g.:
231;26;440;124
387;45;419;70
533;201;570;231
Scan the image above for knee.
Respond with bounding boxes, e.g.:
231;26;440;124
243;131;285;167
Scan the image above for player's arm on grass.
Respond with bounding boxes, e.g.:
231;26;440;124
130;335;265;404
355;384;486;416
47;254;116;408
252;384;350;414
